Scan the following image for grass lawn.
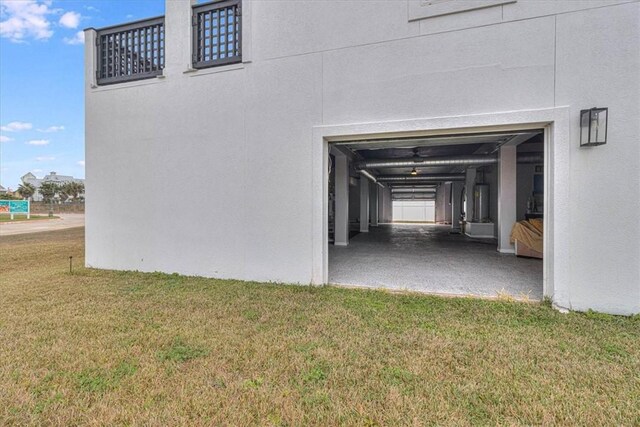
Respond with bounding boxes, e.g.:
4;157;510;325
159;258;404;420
0;215;58;223
1;228;639;425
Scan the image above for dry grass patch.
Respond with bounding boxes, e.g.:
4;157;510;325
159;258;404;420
1;228;639;425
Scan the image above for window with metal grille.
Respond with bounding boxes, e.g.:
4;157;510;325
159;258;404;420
192;0;242;69
96;17;165;86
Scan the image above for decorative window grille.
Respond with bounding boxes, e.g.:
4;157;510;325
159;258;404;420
192;0;242;69
96;17;165;85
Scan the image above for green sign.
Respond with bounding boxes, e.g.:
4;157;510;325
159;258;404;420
0;200;30;216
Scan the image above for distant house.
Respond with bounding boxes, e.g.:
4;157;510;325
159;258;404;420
0;185;7;195
21;172;85;202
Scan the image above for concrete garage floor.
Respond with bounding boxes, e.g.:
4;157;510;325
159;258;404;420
329;224;543;300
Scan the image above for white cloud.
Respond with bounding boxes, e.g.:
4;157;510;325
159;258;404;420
1;121;33;132
35;156;55;162
63;30;83;45
85;5;99;12
0;135;14;143
38;125;65;133
77;160;85;166
0;0;54;42
59;11;80;29
26;139;50;146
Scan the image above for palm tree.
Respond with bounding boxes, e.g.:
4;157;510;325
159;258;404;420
39;182;59;203
61;182;84;200
59;182;73;202
58;187;70;202
75;182;85;200
17;182;36;200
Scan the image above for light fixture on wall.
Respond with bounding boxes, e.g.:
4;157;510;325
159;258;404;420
580;107;608;146
410;168;418;176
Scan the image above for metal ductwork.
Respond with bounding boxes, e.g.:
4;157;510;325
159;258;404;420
391;188;436;193
377;174;465;182
356;153;543;170
358;155;496;169
390;184;438;188
516;154;544;164
359;170;384;188
393;196;436;201
392;194;436;199
390;185;438;191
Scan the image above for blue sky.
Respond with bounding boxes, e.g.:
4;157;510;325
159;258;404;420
0;0;165;189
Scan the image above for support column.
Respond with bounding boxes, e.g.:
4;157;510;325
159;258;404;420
164;0;196;76
465;167;476;222
382;186;393;223
360;177;370;233
451;182;463;233
444;183;453;224
334;153;349;246
83;28;97;88
435;185;444;223
498;145;517;253
377;186;384;224
388;188;392;222
370;184;379;227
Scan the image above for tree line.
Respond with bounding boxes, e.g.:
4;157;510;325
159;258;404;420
17;181;85;203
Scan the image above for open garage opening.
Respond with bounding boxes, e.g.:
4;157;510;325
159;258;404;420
327;129;546;300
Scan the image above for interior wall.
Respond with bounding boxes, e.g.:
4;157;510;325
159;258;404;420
393;200;436;222
435;183;451;223
516;163;538;221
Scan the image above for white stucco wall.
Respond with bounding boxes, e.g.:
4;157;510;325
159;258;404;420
86;0;640;314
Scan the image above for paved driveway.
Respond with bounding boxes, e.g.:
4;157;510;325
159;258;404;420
0;214;85;236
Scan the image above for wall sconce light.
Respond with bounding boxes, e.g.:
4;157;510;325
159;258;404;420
410;167;418;176
580;107;608;146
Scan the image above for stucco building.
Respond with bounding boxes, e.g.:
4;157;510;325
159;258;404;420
85;0;640;315
21;172;85;201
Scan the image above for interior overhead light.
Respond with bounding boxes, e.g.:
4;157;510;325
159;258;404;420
410;168;418;176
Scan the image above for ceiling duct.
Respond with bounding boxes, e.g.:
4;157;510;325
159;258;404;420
390;184;438;189
356;153;543;170
358;155;495;169
377;174;465;182
391;188;437;193
392;193;436;198
516;154;545;164
359;169;384;187
392;196;436;201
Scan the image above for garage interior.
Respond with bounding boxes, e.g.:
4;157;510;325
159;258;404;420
327;130;545;300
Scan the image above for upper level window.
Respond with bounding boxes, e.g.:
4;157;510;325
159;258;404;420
192;0;242;69
96;17;165;86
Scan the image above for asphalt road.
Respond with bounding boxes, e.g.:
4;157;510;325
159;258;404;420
0;214;85;236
